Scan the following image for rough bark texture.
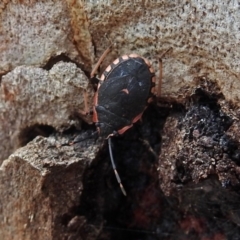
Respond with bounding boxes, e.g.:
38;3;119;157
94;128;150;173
1;1;240;240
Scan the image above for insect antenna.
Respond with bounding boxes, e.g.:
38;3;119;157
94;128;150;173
108;137;127;196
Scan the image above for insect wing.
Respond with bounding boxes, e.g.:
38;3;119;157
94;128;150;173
98;58;152;122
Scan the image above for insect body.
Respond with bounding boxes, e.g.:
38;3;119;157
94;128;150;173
91;50;157;196
93;54;156;138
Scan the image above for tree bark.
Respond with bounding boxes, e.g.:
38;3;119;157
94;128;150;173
1;1;240;239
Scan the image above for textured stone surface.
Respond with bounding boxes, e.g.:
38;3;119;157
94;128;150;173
0;0;93;74
0;135;100;240
0;62;94;161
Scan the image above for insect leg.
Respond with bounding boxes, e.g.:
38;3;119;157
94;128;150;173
78;90;90;116
90;44;114;79
139;138;159;160
72;131;98;144
108;138;127;196
156;48;172;97
156;58;162;98
59;131;98;147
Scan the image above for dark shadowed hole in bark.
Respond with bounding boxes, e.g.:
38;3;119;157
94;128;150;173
43;53;88;76
18;124;55;147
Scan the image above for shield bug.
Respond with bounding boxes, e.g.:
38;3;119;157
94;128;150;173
89;46;163;196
